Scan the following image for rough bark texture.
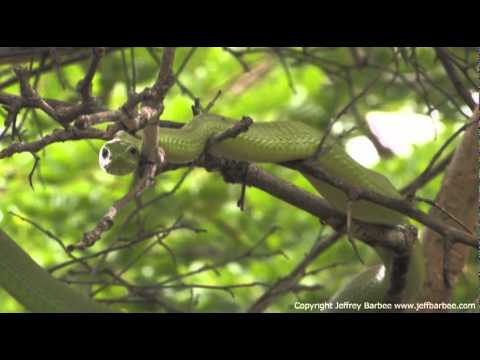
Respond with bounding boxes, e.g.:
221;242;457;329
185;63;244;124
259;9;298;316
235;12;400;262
423;108;479;304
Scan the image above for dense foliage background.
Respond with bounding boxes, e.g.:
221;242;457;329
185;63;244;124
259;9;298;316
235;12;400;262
0;47;477;312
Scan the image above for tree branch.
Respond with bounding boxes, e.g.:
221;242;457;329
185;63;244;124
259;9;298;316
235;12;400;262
249;231;342;312
434;47;476;110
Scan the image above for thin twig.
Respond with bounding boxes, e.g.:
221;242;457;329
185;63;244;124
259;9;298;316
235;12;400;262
409;119;479;195
76;47;105;103
249;230;342;312
435;47;476;110
314;73;382;159
27;152;40;190
204;90;223;114
415;196;474;235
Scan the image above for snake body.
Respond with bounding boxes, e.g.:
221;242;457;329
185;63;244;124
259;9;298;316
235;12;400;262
101;114;424;307
0;114;424;312
0;230;113;312
104;114;407;226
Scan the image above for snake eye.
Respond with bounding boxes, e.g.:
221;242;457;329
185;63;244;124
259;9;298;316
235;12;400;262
101;148;109;159
129;146;138;156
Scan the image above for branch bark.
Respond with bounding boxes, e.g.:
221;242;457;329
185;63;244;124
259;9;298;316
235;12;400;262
423;108;479;304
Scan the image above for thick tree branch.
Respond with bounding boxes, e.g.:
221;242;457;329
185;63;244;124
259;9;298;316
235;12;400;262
423;108;479;304
288;160;478;248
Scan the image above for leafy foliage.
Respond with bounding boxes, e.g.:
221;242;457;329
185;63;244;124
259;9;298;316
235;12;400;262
0;47;477;312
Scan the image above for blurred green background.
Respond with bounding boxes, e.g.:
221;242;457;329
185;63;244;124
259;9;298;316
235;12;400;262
0;47;477;312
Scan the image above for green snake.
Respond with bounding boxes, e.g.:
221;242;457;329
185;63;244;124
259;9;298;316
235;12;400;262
100;114;425;309
0;229;114;312
0;113;424;312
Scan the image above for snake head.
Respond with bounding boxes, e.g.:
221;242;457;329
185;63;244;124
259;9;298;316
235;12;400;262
99;139;141;176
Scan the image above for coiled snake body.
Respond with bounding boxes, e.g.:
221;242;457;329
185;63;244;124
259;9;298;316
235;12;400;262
100;114;424;309
0;114;424;312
